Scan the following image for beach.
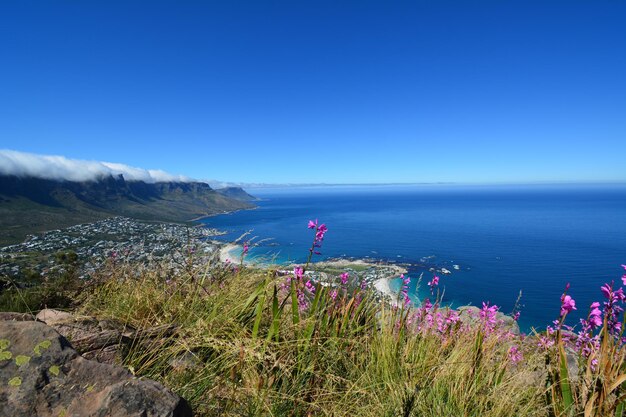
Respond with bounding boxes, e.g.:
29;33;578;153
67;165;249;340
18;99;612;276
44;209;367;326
218;243;240;263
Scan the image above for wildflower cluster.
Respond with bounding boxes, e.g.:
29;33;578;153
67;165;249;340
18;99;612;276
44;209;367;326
543;265;626;415
479;302;500;335
408;298;460;339
281;265;315;311
544;269;626;359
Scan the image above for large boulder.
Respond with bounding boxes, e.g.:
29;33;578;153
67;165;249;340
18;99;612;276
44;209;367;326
0;319;192;417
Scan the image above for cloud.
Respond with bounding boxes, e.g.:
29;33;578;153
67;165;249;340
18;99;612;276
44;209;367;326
0;149;194;183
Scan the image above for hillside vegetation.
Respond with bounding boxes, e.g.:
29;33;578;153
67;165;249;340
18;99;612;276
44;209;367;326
3;221;626;416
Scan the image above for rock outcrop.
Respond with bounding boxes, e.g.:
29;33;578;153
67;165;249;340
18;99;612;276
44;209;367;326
33;309;177;366
0;317;192;417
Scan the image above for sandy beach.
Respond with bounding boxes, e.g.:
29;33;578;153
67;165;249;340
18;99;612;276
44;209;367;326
374;276;399;305
219;243;240;264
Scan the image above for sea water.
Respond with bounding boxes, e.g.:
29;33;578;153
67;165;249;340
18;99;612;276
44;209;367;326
201;184;626;331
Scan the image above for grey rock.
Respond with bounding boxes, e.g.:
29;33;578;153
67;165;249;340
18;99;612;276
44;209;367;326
0;312;35;322
35;308;128;365
0;320;192;417
36;308;75;325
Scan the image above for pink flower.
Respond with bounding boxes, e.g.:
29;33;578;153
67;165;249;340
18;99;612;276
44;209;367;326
587;301;603;328
243;242;249;255
512;311;521;321
427;275;439;291
340;272;349;285
308;219;328;256
294;266;303;280
508;345;522;363
480;302;499;333
315;224;328;242
560;295;576;316
538;335;555;349
400;274;411;306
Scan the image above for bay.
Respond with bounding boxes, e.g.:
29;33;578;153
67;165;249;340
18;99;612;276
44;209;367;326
201;184;626;331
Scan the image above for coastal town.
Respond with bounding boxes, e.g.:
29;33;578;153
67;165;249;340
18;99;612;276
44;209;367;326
0;216;411;304
0;217;225;282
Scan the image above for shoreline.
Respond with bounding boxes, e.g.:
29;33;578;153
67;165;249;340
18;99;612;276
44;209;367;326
218;243;241;264
189;206;258;223
216;243;406;302
212;239;519;332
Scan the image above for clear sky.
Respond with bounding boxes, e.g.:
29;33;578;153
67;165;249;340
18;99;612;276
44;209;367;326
0;1;624;184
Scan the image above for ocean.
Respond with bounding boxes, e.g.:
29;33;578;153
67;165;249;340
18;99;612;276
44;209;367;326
201;184;626;331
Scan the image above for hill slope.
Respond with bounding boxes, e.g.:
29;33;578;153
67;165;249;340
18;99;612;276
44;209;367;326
214;186;259;201
0;174;254;245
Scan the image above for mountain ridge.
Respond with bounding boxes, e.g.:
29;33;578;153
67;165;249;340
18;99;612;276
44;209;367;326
0;174;255;245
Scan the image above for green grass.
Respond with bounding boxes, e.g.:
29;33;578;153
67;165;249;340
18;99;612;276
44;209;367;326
72;260;548;417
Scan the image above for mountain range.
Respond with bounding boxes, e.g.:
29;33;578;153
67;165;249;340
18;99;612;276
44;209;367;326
0;174;256;245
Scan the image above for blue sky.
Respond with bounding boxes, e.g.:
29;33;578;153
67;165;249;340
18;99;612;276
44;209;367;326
0;1;624;184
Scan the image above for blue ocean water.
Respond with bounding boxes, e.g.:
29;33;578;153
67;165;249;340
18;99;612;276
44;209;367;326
202;184;626;331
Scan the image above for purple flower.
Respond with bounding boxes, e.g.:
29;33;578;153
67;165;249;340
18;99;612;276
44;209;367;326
315;224;328;242
307;220;328;256
560;294;576;317
480;301;499;333
508;345;523;363
243;242;249;255
599;281;625;337
297;288;308;311
400;274;411;307
294;266;303;280
512;311;521;321
340;272;349;285
588;301;603;328
427;275;439;293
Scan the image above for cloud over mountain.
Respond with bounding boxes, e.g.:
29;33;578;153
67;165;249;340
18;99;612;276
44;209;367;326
0;150;193;183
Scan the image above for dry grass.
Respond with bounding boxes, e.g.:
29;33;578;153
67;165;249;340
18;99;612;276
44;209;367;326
79;259;549;417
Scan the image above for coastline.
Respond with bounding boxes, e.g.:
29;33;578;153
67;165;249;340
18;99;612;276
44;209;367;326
217;245;406;303
189;206;258;223
306;258;406;303
198;204;406;306
218;243;241;263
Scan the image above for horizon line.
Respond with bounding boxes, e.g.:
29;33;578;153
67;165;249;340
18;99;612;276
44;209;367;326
239;180;626;189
